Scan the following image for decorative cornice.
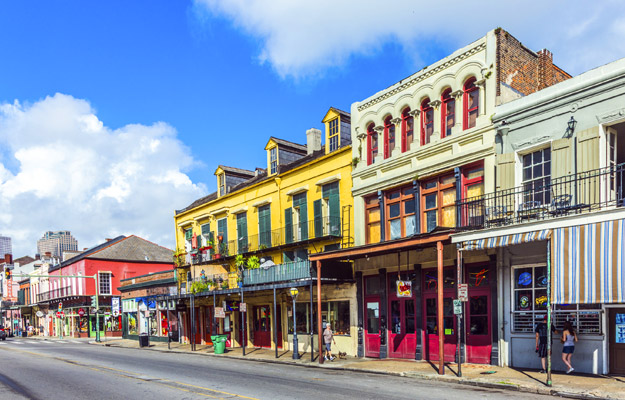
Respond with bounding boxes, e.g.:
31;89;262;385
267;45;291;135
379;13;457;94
428;100;442;109
357;42;486;112
373;126;384;133
408;109;420;117
390;117;402;126
451;90;463;98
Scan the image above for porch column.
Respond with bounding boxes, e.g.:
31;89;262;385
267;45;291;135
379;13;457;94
273;287;278;358
355;271;364;357
437;241;444;375
317;260;323;364
414;263;423;360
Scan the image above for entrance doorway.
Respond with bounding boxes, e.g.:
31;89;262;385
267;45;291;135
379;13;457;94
609;308;625;375
364;275;382;358
388;272;417;359
423;293;457;362
465;291;491;363
253;305;282;348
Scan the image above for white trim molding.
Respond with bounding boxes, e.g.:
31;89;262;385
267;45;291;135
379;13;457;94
315;174;341;186
231;206;249;215
285;185;309;197
251;198;272;208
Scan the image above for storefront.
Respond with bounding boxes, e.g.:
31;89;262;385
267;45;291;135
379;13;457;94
123;298;177;342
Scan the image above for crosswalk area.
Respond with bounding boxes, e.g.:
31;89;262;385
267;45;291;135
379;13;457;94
0;339;88;345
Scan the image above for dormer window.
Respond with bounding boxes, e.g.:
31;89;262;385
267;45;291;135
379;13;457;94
218;174;225;196
270;147;278;174
328;119;339;152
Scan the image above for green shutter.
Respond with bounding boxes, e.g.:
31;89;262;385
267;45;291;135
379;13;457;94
299;202;308;240
258;205;271;247
322;182;340;235
184;229;192;240
237;213;248;253
200;223;210;247
313;199;323;238
285;208;293;244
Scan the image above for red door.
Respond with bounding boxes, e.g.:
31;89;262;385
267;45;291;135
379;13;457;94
423;293;457;362
465;290;491;363
388;273;417;359
253;305;282;348
194;307;202;344
204;306;213;345
364;298;381;357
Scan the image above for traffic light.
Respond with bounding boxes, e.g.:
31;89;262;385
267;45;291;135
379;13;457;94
4;268;10;281
90;295;97;307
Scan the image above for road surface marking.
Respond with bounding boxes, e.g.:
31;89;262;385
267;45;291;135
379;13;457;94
11;341;23;345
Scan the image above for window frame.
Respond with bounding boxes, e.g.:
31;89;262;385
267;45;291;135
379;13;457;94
383;115;395;159
441;88;455;138
463;77;479;130
328;118;339;152
98;272;112;296
520;147;551;206
384;185;416;240
270;147;278;174
421;174;456;232
364;194;381;244
366;123;378;165
401;107;413;153
420;98;433;146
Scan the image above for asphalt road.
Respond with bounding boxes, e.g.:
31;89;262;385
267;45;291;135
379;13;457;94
0;338;554;400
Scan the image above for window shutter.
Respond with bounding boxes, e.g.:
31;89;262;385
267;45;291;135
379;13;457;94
237;213;248;253
185;229;192;241
285;208;293;244
328;194;340;235
576;126;600;173
551;138;572;179
313;199;323;238
495;153;516;192
299;202;308;240
258;205;271;247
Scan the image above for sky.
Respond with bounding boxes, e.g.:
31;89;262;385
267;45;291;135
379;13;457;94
1;1;624;257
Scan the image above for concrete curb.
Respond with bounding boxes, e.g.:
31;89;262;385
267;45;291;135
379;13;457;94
89;342;614;400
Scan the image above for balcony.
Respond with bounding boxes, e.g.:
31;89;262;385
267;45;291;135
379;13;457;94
458;163;625;230
35;286;73;303
188;216;341;265
242;260;312;286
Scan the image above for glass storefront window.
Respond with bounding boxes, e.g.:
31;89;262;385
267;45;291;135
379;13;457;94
467;265;489;287
288;301;350;335
365;276;381;295
148;311;158;336
128;312;138;335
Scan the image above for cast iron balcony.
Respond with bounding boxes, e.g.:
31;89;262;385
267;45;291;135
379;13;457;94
35;286;73;303
242;260;312;286
457;162;625;230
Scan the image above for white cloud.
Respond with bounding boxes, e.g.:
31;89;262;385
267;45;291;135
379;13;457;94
194;0;625;78
0;93;206;256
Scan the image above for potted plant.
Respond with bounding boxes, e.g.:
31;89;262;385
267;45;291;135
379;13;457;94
235;254;246;269
247;256;260;270
221;281;229;289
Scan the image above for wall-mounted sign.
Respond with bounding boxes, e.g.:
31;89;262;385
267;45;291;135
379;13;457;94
215;307;225;318
78;308;85;317
458;284;468;302
112;297;120;317
396;281;412;297
453;299;463;315
616;313;625;344
240;303;247;313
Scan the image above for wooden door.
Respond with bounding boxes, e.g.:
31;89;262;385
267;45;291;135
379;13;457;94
465;290;491;364
423;293;457;362
253;306;271;348
609;308;625;375
364;298;381;357
388;297;416;359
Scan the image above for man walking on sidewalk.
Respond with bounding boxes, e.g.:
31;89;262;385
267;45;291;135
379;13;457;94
535;314;557;373
323;323;336;361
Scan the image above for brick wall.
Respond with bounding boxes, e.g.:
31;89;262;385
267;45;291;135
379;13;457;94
119;269;174;288
496;29;572;104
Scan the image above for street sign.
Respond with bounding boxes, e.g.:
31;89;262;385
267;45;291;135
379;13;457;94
78;308;85;317
240;302;247;312
458;283;468;302
112;297;120;317
453;299;463;315
56;311;65;319
215;307;225;318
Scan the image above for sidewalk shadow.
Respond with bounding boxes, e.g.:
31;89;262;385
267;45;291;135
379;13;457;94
510;367;549;386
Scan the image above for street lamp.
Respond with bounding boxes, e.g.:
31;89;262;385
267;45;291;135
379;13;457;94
290;287;299;360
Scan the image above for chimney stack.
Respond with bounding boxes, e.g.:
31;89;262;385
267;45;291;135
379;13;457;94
537;49;554;90
306;128;322;155
35;254;40;260
45;252;52;258
4;254;12;264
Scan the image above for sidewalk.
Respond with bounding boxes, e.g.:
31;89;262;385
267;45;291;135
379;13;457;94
92;339;624;400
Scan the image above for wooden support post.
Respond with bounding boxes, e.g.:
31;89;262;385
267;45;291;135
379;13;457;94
317;260;323;364
437;241;444;375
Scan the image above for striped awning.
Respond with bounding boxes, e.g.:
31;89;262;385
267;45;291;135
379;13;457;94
552;219;625;304
461;229;551;251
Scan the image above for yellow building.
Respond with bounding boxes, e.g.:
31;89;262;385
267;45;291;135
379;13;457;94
172;107;356;357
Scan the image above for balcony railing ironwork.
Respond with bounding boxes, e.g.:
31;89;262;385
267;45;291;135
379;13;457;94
35;286;73;303
243;260;312;286
458;163;625;230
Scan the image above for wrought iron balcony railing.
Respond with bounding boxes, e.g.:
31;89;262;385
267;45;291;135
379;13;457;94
457;163;625;230
242;260;312;286
35;286;73;303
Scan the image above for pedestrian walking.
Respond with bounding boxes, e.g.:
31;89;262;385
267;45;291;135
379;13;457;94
323;323;336;361
535;314;558;373
561;321;578;374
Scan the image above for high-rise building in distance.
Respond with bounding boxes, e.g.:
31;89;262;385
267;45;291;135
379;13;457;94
0;235;11;259
37;231;78;258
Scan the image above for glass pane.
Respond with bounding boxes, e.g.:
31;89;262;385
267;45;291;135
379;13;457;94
469;316;488;335
405;300;415;334
466;182;483;198
533;151;543;164
426;298;436;316
424;180;437;190
467;265;489;287
368;222;381;243
443;297;453;317
424;270;437;291
469;295;488;315
468;110;477;128
533;164;543;178
515;268;533;288
390;219;401;240
523;154;531;168
367;302;379;334
425;194;437;209
444;317;455;335
404;199;415;214
390;301;401;334
443;269;456;288
516;290;533;311
469;90;478;108
544;148;551;161
535;289;548;310
535;266;548;287
405;215;416;236
388;190;400;200
466;167;484;180
426;317;437;334
441;175;455;186
368;208;380;223
523;167;532;181
426;210;437;232
389;203;400;218
365;276;381;295
442;188;455;206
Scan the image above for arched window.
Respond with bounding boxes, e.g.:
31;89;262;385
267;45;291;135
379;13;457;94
463;77;479;130
367;123;378;165
401;107;413;152
441;88;455;138
383;115;395;158
420;98;433;145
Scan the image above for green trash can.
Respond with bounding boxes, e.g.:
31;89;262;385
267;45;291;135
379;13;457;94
211;335;227;354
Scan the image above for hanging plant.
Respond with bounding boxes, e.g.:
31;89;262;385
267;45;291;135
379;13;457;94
235;254;247;269
247;256;260;270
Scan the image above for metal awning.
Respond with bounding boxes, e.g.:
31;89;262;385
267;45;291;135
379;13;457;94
459;229;551;251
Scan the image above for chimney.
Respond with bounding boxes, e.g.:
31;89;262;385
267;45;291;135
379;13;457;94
306;128;322;155
537;49;553;90
254;167;264;177
45;252;52;258
35;254;40;260
105;238;112;242
4;254;12;264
